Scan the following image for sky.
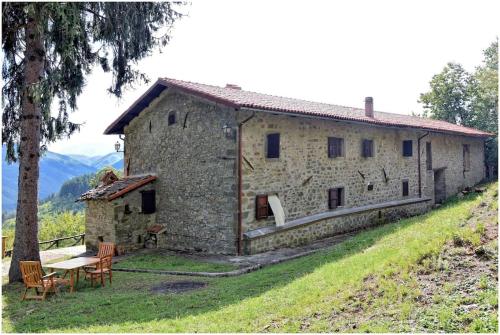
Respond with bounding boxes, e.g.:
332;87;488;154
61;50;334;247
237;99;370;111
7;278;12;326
48;0;499;156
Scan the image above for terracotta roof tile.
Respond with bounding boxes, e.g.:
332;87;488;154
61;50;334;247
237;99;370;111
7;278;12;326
105;77;493;137
79;175;156;201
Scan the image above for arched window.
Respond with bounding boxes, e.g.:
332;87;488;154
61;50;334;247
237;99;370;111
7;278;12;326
168;111;176;125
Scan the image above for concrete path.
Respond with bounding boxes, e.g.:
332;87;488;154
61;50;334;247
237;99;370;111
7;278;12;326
3;230;358;278
114;230;358;277
2;245;87;276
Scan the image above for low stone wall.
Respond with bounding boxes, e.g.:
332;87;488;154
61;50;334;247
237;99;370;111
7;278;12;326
243;198;432;254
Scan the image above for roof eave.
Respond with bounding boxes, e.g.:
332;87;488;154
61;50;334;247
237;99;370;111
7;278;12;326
104;78;241;135
239;106;493;138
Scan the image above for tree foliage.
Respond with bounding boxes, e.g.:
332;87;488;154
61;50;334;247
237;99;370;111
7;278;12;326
2;2;184;282
419;39;498;167
2;2;184;161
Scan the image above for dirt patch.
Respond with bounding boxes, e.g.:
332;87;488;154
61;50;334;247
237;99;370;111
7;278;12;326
150;281;207;294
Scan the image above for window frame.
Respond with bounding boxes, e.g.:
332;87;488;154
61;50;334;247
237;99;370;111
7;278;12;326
328;187;344;210
141;190;156;214
266;133;280;159
328;137;344;158
255;194;274;220
361;139;374;158
426;142;432;170
168;111;176;126
402;180;409;197
402;140;413;157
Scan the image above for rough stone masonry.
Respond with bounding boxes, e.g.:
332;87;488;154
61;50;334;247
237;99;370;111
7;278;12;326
82;78;489;255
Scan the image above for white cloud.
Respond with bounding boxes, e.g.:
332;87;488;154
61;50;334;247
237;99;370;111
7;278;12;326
48;0;499;155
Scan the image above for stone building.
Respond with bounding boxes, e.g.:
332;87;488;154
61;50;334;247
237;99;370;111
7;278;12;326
80;77;491;254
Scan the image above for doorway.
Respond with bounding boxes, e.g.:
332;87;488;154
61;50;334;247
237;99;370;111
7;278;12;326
434;168;446;204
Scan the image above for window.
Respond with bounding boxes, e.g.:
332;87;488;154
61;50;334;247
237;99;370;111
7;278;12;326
328;188;344;209
362;139;374;157
266;133;280;159
255;195;273;219
141;190;156;214
168;111;176;125
328;137;344;158
426;142;432;170
463;144;470;171
402;140;413;157
402;180;409;197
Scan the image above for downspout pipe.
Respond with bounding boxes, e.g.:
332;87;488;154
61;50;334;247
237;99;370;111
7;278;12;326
417;132;430;198
237;112;256;255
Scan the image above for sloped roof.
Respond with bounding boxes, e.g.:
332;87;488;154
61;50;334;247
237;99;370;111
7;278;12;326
104;77;492;138
79;175;156;201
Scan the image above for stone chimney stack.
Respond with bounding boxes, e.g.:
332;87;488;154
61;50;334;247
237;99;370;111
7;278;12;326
225;83;241;90
365;97;374;118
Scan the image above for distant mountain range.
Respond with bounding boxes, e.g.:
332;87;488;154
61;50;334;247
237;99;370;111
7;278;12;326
2;147;123;212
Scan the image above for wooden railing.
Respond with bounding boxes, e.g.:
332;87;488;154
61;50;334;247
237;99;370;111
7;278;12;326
4;233;85;258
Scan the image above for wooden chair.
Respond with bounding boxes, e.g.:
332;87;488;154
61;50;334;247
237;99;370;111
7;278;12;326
85;255;113;287
19;261;61;301
83;242;115;275
96;242;115;258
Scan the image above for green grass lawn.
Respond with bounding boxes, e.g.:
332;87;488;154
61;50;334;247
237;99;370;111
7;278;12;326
115;253;238;272
2;182;497;333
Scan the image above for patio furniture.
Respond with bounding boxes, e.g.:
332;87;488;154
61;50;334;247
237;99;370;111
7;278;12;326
96;242;116;258
83;242;115;274
85;255;113;287
48;257;100;293
19;261;66;301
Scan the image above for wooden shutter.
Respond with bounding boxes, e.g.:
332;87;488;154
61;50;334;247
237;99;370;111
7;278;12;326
255;195;269;219
328;188;338;209
267;133;280;158
426;142;432;170
402;181;409;197
141;190;156;214
403;140;413;157
328;137;343;158
362;140;373;157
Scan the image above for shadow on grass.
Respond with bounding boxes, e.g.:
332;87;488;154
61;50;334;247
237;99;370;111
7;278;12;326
2;192;482;333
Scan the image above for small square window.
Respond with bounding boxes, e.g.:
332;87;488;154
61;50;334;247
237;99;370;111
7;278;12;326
328;137;344;158
362;139;374;158
328;188;344;209
266;133;280;159
402;180;409;197
141;190;156;214
402;140;413;157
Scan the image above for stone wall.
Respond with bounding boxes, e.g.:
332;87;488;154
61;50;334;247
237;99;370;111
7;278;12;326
85;200;114;252
240;110;485;252
84;183;157;253
124;89;239;254
244;200;430;254
422;132;485;200
94;88;485;255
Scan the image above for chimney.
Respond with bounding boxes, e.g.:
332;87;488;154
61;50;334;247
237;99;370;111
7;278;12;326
225;83;241;90
365;97;374;118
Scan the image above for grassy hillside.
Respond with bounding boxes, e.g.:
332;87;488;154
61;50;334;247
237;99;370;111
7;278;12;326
2;182;497;333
